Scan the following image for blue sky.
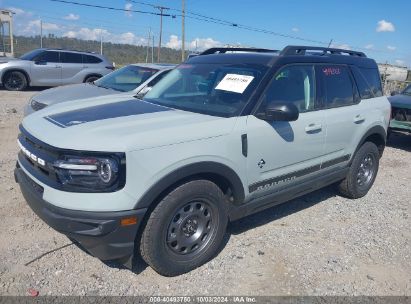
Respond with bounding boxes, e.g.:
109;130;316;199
1;0;409;66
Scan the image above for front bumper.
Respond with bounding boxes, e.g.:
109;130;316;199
15;166;147;261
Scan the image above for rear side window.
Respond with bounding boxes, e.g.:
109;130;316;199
35;51;60;63
83;55;102;64
352;67;383;99
362;68;383;97
320;65;355;108
60;52;82;63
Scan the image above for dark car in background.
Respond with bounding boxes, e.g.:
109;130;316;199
389;84;411;133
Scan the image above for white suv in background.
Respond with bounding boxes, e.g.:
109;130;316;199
0;48;114;91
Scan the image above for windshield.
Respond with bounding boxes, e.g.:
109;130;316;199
143;63;268;117
94;65;158;92
20;49;44;60
402;85;411;96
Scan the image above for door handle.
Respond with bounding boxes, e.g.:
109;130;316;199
55;65;62;68
305;123;322;133
354;115;365;124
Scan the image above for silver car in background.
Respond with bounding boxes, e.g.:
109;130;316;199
24;63;176;116
0;48;114;91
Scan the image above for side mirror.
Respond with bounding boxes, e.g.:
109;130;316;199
262;102;299;121
34;60;46;65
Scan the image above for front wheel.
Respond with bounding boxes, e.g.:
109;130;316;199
3;71;28;91
139;180;228;276
338;142;380;199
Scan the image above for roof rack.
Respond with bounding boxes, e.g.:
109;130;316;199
280;46;366;58
200;47;278;55
44;48;98;54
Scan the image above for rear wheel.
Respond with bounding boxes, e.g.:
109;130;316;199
338;142;380;198
3;71;28;91
140;180;228;276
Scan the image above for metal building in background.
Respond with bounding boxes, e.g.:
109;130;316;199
0;9;14;57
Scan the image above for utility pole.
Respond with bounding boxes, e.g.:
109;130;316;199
40;19;43;48
100;28;103;55
156;6;169;63
181;0;185;62
152;35;154;63
146;28;151;63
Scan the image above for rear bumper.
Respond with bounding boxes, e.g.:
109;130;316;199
15;166;147;261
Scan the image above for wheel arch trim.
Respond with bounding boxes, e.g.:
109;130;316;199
134;161;245;209
355;125;387;157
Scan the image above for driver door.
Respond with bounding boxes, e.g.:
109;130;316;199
30;50;62;86
246;64;326;198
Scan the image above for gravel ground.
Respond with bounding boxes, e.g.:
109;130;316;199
0;90;410;296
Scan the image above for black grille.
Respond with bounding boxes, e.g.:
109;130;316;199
392;107;411;122
18;128;61;187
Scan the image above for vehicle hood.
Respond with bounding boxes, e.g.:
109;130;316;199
389;94;411;110
32;83;120;105
21;96;235;152
0;57;19;64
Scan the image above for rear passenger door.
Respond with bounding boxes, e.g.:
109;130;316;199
60;52;84;84
319;65;366;166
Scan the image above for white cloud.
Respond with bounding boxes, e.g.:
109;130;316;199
291;27;299;32
22;19;60;35
387;45;397;51
63;13;80;21
63;27;146;45
395;59;405;66
376;20;395;32
125;3;133;17
6;7;32;16
330;43;351;50
364;44;374;50
166;35;221;50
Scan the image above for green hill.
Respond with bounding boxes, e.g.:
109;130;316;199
13;35;182;65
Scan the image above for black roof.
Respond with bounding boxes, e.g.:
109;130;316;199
188;45;378;69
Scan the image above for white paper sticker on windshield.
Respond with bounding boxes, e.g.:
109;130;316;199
215;74;255;94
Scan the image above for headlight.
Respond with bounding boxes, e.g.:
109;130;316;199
53;155;125;192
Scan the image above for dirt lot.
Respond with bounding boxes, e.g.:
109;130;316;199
0;90;410;296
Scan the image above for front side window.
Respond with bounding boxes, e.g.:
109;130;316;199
257;65;316;114
60;52;83;64
94;65;158;92
35;51;60;63
144;63;268;117
321;65;355;108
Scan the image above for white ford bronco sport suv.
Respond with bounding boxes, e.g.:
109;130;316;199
15;46;391;276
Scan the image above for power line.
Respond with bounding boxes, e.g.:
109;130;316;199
49;0;176;17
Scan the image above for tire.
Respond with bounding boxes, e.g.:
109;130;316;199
3;71;28;91
140;180;228;276
338;142;380;199
84;75;100;83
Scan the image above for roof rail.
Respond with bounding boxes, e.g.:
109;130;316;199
280;45;367;58
200;47;278;55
